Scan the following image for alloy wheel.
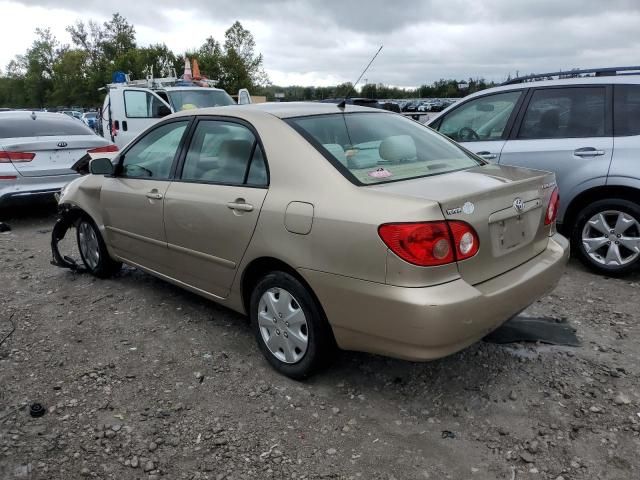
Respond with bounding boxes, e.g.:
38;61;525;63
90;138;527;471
581;210;640;266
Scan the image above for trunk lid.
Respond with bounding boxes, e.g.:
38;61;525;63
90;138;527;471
1;136;109;177
370;164;557;285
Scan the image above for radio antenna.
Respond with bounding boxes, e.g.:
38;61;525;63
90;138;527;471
337;45;383;109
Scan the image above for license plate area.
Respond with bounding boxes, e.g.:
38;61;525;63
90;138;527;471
493;215;527;251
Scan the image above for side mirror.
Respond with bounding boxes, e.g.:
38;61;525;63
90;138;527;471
157;105;172;117
89;157;114;175
477;103;495;112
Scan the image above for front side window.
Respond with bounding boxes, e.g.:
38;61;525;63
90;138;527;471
181;120;267;186
124;90;167;118
437;91;522;142
614;85;640;136
121;121;188;179
518;87;606;139
288;112;482;185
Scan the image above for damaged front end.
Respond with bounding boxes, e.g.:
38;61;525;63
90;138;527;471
50;204;86;272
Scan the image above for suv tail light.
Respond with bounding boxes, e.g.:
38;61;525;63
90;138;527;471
0;151;35;162
545;187;559;225
378;221;479;267
87;144;118;154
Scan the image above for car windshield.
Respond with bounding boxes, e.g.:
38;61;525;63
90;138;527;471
167;90;235;111
287;112;482;185
84;113;97;118
0;114;94;138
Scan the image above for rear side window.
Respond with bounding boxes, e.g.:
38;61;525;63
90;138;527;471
614;85;640;136
437;91;522;142
518;87;606;139
124;90;167;118
181;120;267;186
288;112;481;185
0;114;94;138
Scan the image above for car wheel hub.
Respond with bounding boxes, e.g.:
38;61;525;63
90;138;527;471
258;287;309;364
582;210;640;266
78;222;100;270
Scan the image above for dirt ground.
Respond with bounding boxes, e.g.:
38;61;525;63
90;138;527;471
1;204;639;480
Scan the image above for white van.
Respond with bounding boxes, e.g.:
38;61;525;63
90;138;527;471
101;78;252;149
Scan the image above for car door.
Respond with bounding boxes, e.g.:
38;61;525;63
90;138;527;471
499;86;613;221
432;89;525;162
163;118;269;298
101;119;191;273
118;89;172;147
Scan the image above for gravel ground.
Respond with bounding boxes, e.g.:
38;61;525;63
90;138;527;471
1;204;639;480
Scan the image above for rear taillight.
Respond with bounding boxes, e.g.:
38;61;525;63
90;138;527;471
378;220;479;267
0;176;17;180
545;187;559;225
87;144;118;154
0;151;35;162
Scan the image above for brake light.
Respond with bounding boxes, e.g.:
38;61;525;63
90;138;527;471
545;187;559;225
378;221;479;267
0;151;35;162
88;144;119;154
0;176;17;180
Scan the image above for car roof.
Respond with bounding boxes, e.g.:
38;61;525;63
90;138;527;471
170;101;387;120
463;74;640;98
160;87;227;92
0;111;74;120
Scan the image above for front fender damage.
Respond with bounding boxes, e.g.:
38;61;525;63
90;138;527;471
51;204;86;271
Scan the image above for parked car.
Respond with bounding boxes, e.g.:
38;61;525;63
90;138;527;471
52;103;568;378
61;110;83;121
428;67;640;275
82;111;98;130
0;111;117;206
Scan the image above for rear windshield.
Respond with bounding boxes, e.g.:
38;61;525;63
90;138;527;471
167;90;235;111
287;112;481;185
0;114;94;138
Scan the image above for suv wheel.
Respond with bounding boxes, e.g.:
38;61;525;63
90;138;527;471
572;199;640;276
249;272;334;379
76;217;122;278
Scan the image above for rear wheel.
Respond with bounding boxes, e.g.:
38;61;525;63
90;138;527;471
572;199;640;276
76;217;122;278
249;271;334;379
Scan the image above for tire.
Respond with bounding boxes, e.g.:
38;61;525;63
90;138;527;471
76;216;122;278
249;271;335;379
572;198;640;276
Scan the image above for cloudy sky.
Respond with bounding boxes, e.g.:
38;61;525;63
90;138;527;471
1;0;639;87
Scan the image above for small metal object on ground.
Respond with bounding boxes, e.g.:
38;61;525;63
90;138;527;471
484;316;580;347
29;403;46;418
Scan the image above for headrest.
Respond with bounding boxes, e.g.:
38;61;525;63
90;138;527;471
379;135;417;162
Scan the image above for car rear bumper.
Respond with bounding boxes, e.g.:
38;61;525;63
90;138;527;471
300;234;569;361
0;174;78;206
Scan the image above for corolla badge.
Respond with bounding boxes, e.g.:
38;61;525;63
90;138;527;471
57;141;68;148
446;201;475;215
513;197;525;212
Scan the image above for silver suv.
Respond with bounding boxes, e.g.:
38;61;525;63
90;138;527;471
428;66;640;275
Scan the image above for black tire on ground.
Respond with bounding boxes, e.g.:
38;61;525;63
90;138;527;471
572;198;640;276
76;216;122;278
249;271;335;379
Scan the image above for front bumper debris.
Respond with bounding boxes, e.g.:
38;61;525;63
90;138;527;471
50;204;85;271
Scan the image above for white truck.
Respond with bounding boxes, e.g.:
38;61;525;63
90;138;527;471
100;69;252;149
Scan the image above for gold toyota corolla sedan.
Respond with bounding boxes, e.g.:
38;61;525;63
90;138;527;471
52;103;569;378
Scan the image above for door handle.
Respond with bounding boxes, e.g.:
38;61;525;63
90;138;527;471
574;147;605;157
227;199;254;212
476;151;497;160
145;191;163;200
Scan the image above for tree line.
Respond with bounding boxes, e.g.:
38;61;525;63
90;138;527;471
0;12;496;109
0;14;268;109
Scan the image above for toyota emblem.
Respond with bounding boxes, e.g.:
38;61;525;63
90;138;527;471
57;141;68;148
513;198;525;212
